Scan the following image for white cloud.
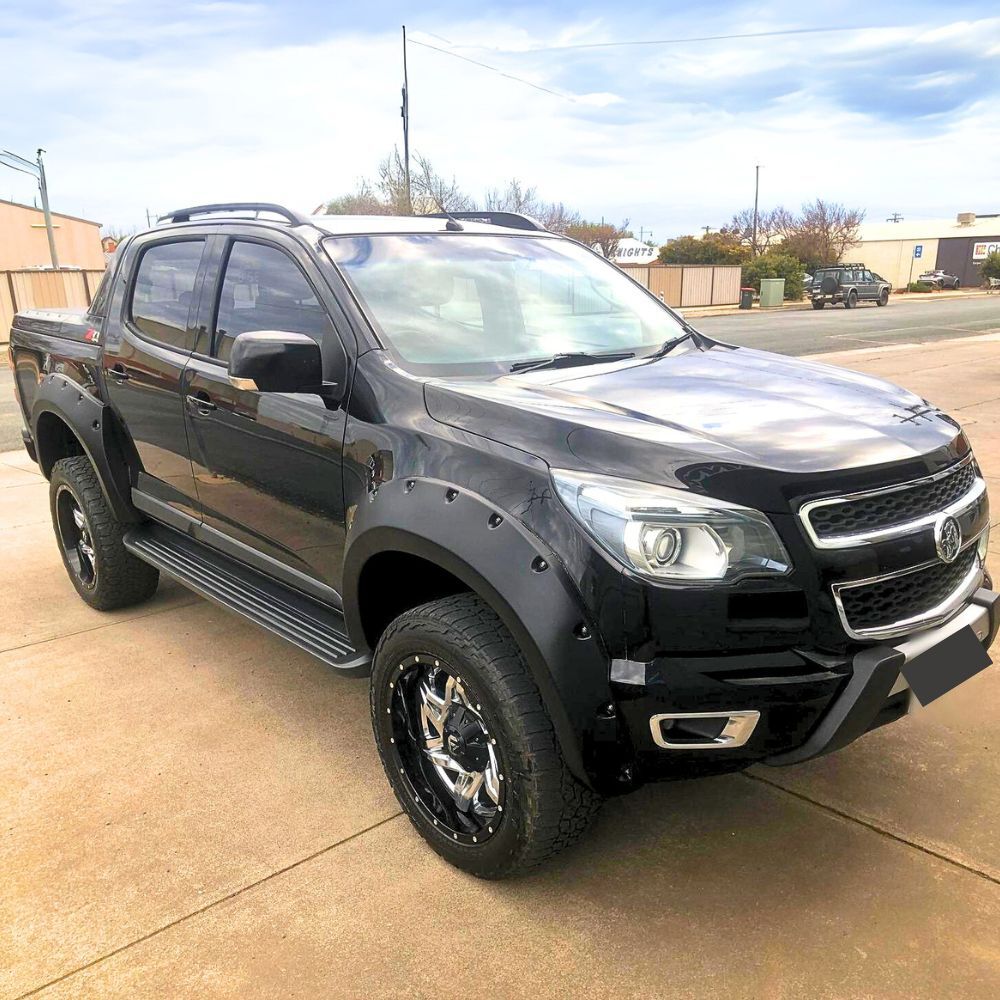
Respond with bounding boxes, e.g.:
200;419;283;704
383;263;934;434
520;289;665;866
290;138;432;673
3;4;998;238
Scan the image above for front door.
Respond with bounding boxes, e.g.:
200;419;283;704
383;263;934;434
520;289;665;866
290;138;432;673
102;234;208;520
181;233;352;595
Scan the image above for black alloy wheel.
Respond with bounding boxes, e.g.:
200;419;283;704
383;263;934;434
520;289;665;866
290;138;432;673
371;594;600;878
55;484;97;591
385;654;505;846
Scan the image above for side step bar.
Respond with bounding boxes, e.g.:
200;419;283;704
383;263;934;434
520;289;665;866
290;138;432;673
124;523;370;675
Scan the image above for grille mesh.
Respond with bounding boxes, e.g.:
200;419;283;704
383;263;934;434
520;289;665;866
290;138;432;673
809;462;976;539
838;547;978;633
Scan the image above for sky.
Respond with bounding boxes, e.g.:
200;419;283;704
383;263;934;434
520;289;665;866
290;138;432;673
2;0;999;239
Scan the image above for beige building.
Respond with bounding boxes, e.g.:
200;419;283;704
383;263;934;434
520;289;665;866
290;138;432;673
0;199;104;270
845;213;1000;288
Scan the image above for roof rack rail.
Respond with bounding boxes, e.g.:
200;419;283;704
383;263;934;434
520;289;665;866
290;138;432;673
422;211;547;232
157;202;310;226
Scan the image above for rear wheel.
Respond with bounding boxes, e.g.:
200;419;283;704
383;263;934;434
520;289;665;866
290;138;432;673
370;593;600;878
49;456;159;610
876;288;889;306
811;299;826;310
845;291;858;309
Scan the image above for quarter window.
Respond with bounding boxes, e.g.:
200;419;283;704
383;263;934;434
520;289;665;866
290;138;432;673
129;240;204;350
214;242;331;362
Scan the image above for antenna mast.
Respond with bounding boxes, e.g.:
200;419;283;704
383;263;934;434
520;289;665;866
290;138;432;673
401;26;412;214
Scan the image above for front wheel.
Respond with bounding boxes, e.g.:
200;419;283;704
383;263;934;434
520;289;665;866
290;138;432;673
370;593;600;878
876;288;889;306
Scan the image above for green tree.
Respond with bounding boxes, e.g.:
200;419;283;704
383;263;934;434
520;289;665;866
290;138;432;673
658;232;746;265
979;250;1000;283
740;252;806;300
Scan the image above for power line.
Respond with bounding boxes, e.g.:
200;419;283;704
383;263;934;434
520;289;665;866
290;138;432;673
457;25;876;54
408;37;576;101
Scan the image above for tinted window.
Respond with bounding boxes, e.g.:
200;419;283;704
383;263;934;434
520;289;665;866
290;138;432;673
214;242;331;362
129;240;204;350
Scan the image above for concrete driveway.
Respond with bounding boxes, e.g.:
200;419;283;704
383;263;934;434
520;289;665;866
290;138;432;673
2;335;1000;999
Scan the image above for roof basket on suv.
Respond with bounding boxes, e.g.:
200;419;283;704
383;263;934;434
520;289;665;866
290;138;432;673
421;211;547;232
157;202;310;226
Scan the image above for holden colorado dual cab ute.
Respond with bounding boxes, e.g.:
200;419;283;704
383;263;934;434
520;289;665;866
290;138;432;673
8;203;996;878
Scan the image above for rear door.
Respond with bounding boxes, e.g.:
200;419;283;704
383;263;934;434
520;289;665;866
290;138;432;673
181;229;352;596
101;232;209;520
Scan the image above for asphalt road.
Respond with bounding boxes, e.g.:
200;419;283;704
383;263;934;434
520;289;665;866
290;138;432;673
1;296;998;453
697;293;1000;355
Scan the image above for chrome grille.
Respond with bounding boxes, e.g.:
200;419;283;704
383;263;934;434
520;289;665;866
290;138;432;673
809;461;976;539
800;455;984;549
834;546;983;640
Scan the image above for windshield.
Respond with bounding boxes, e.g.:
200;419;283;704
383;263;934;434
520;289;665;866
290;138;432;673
323;234;685;374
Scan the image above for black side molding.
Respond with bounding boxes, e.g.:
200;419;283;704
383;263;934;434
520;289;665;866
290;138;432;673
124;523;370;676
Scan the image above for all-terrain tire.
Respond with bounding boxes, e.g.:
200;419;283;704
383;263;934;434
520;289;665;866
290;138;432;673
876;288;889;306
811;299;825;310
49;455;159;610
845;290;858;309
371;593;601;878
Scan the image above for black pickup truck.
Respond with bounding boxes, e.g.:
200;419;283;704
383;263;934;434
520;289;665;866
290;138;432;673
8;203;996;878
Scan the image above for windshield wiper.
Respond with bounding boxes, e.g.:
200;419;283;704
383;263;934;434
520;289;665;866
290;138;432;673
646;327;702;360
509;350;635;374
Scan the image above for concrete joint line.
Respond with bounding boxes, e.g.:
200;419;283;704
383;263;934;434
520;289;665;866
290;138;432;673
743;771;999;886
15;812;406;1000
0;599;202;656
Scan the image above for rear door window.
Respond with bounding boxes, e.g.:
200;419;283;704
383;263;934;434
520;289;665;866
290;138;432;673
128;240;205;351
213;241;333;362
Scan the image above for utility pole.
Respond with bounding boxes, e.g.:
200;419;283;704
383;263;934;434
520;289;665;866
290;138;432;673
401;25;412;214
886;212;903;223
751;164;761;256
36;150;59;268
0;146;59;268
701;225;712;235
639;226;653;243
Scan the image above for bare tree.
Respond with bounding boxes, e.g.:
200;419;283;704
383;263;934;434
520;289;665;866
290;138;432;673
727;206;794;256
484;179;582;232
788;199;866;266
411;153;474;214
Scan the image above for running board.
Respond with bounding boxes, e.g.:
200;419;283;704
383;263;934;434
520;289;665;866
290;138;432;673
124;524;370;675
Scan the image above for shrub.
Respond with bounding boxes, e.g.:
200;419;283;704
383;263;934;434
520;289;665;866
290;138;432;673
978;250;1000;283
740;252;805;300
906;281;935;293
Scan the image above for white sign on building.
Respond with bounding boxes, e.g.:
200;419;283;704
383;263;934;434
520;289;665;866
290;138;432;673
610;238;658;264
973;241;1000;260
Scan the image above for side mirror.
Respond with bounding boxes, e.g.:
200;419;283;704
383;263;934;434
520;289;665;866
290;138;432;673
228;331;325;393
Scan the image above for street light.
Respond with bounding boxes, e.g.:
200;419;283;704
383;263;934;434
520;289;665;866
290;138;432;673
0;147;60;268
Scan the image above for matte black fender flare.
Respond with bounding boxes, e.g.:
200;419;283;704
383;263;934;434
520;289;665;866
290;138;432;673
342;476;615;789
31;372;139;523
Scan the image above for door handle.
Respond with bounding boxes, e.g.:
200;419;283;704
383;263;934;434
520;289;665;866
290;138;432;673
185;392;217;415
107;364;131;382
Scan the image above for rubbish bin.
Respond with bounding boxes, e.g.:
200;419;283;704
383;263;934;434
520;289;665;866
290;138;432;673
739;287;754;310
759;278;785;308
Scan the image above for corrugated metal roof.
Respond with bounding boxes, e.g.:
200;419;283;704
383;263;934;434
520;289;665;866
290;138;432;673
857;215;1000;241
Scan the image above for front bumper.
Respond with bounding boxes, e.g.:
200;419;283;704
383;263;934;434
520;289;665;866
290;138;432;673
611;588;998;782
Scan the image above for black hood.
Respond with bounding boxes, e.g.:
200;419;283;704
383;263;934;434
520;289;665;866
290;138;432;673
423;342;967;511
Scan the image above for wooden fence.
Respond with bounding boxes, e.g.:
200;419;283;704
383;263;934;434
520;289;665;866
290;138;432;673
618;264;742;307
1;268;106;344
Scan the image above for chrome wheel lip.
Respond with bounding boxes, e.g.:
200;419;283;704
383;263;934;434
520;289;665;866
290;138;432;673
385;653;506;847
55;485;97;589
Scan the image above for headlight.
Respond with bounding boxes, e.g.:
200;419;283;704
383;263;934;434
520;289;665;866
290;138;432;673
551;469;792;583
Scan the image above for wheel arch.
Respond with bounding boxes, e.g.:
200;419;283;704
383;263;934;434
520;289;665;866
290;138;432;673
343;478;615;789
31;373;139;523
